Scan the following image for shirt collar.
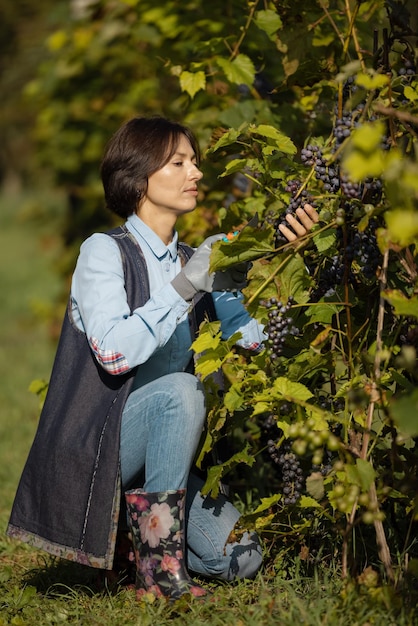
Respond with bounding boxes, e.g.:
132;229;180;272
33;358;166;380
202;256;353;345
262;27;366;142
126;214;179;261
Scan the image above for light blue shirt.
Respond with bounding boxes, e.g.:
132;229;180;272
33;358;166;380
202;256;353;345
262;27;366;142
70;214;265;387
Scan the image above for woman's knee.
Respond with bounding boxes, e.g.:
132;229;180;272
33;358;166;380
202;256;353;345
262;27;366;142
167;372;205;412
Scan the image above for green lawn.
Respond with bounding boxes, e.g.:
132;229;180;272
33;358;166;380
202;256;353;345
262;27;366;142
0;190;416;625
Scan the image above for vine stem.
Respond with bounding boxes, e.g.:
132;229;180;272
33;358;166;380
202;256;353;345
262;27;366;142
229;0;260;60
342;249;394;582
245;221;336;306
343;0;366;71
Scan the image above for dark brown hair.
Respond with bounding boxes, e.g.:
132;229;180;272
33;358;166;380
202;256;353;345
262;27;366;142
100;116;200;218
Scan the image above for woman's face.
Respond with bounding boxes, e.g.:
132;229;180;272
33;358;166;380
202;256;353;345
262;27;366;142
138;134;203;219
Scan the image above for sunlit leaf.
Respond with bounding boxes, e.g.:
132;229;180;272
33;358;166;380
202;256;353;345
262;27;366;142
272;377;313;402
385;210;418;247
179;70;206;98
210;227;274;271
255;10;283;39
299;495;323;508
250;124;297;155
217;54;255;87
382;290;418;318
355;72;390;90
191;321;222;353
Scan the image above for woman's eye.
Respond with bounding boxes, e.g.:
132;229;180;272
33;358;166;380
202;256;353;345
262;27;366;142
173;161;183;166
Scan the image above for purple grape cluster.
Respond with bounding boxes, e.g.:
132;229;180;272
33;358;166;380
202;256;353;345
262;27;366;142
351;222;381;279
262;296;299;360
301;144;340;194
398;57;416;79
267;439;304;505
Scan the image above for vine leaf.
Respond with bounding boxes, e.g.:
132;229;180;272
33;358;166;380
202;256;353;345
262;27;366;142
385;210;418;247
356;459;376;492
254;376;313;404
306;472;325;500
179;70;206;98
299;495;323;509
210;226;274;271
217;54;255;87
249;124;297;155
390;388;418;437
382;290;418;318
255;9;283;40
201;445;256;498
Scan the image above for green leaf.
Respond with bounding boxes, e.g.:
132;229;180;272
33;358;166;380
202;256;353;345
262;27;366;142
277;253;311;304
306;472;325;500
305;301;342;325
287;350;330;381
250;124;297;155
355;72;390;91
391;388;418;437
201;445;256;497
404;85;418;102
206;127;243;153
255;10;283;39
223;385;245;412
343;149;386;181
194;353;223;380
252;493;282;513
385;210;418;247
191;321;222;353
356;458;376;492
209;226;274;271
179;70;206;98
299;495;323;509
220;158;248;177
313;228;336;253
253;377;313;408
382;290;418;318
217;54;255;87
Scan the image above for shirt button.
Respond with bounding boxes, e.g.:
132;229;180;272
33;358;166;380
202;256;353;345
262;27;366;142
163;262;170;272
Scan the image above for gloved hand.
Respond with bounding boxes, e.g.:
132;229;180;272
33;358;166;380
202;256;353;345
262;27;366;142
171;234;249;301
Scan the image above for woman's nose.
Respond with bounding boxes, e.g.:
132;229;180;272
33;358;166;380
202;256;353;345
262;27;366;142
190;164;203;180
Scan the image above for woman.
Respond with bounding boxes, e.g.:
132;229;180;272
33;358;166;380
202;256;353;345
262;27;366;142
7;116;318;600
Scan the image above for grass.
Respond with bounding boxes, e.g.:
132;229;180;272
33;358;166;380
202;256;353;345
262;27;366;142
0;189;417;625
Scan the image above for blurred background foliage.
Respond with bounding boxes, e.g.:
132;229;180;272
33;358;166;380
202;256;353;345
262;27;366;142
4;0;415;279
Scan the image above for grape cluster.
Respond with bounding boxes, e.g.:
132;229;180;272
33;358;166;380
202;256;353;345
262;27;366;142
267;439;304;505
398;57;416;80
333;112;355;144
309;212;382;299
351;222;381;279
262;296;299;360
301;144;340;194
310;252;347;300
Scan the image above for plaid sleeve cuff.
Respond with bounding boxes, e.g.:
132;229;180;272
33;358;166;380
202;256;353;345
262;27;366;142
90;337;130;375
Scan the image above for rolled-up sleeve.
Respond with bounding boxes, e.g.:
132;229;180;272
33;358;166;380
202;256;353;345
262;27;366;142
71;234;190;373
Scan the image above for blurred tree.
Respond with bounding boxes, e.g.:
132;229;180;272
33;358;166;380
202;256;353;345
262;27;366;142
0;0;69;189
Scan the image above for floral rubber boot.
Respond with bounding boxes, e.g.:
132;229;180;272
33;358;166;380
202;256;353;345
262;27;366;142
125;488;208;601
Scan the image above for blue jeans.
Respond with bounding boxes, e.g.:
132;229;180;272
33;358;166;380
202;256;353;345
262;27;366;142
120;372;263;581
